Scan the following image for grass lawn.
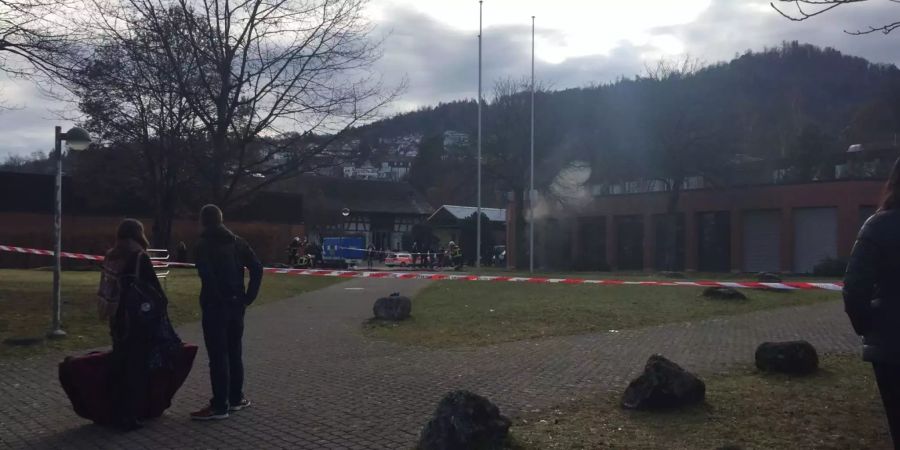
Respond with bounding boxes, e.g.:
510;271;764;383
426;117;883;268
0;268;344;359
510;354;891;449
364;281;839;348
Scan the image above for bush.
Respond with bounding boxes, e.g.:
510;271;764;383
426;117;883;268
812;257;847;277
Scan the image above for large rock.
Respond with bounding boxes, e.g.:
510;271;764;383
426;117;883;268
418;390;511;450
373;293;411;321
702;286;747;301
756;272;782;283
755;341;819;375
622;355;706;410
660;271;686;279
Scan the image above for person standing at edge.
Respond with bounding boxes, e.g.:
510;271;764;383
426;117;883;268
844;158;900;449
190;205;264;421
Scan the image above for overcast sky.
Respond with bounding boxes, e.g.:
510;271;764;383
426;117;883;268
2;0;899;158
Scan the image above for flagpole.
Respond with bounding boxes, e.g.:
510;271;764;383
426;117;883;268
529;15;535;273
476;0;483;269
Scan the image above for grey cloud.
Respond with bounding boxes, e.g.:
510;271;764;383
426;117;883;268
5;1;900;156
657;0;900;66
375;0;900;117
0;79;71;158
373;7;646;110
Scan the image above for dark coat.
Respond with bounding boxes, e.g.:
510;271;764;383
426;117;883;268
99;238;181;370
99;239;164;345
843;209;900;363
195;224;263;308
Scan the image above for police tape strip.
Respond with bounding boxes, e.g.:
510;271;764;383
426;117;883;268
332;246;449;257
0;244;844;291
0;244;195;267
262;268;844;291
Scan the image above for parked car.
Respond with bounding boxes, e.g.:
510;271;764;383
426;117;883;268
385;252;413;267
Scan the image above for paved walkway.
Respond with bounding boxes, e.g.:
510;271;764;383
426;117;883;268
0;278;859;449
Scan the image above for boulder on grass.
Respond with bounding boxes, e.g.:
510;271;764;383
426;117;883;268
755;341;819;375
702;286;747;301
418;390;511;450
373;293;411;321
622;355;706;410
660;271;686;279
756;272;782;283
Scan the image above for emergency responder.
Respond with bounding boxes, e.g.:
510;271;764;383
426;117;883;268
449;241;463;271
287;236;301;266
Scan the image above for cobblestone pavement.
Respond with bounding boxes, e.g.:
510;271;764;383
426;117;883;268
0;278;858;449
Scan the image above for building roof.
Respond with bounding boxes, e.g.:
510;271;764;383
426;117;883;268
269;175;433;216
0;170;304;223
427;205;507;223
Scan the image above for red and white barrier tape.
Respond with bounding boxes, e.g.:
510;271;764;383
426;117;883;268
0;244;105;262
262;267;843;291
0;244;843;291
0;245;195;267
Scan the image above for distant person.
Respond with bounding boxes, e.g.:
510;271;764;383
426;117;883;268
191;205;263;421
287;236;301;266
428;246;438;270
422;246;431;269
844;157;900;449
97;219;181;431
311;240;323;267
175;241;188;263
449;241;463;271
367;244;376;269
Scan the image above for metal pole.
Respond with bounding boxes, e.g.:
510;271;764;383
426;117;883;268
49;126;66;338
529;16;535;273
476;0;483;269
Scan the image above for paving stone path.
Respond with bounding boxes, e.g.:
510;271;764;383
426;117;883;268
0;278;858;449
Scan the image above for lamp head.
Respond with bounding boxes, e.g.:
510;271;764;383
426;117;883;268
64;127;91;151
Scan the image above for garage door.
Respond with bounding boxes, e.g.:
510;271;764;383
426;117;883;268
742;210;781;273
793;207;837;273
698;211;731;272
615;215;644;271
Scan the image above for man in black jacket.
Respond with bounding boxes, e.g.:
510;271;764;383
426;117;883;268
190;204;264;421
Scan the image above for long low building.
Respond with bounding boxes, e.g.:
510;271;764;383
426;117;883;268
507;153;891;274
563;179;882;273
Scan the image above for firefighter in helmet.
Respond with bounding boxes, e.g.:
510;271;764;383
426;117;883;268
449;241;463;271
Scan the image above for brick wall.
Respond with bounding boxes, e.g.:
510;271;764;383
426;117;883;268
510;180;885;273
0;212;304;268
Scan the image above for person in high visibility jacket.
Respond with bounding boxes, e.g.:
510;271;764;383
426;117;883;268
449;241;463;270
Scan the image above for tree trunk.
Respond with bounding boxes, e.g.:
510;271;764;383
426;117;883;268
150;196;175;249
662;177;684;272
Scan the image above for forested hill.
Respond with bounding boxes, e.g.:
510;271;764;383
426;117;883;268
355;42;900;207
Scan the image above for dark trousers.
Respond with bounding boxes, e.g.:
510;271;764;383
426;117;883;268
202;303;245;412
874;363;900;449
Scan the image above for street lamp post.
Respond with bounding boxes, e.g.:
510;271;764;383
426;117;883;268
476;0;483;269
49;126;92;339
529;16;535;273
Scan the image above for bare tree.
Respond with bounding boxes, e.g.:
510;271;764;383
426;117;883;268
637;56;728;271
482;77;563;268
643;56;705;82
771;0;900;35
89;0;400;207
0;0;82;79
71;8;205;246
639;56;718;212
